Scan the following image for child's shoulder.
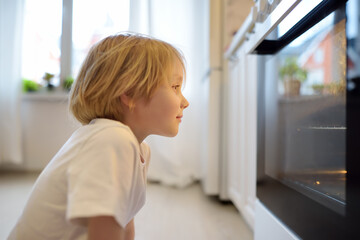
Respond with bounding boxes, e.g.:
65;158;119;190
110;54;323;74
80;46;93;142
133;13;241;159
75;118;138;148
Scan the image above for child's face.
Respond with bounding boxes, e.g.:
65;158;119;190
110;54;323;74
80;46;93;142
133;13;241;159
132;60;189;138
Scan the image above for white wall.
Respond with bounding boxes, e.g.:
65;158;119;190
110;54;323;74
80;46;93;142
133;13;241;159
2;93;80;171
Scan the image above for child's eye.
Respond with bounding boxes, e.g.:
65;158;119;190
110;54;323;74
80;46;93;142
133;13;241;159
172;85;181;91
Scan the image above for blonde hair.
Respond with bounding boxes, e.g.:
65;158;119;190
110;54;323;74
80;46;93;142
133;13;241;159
69;32;185;125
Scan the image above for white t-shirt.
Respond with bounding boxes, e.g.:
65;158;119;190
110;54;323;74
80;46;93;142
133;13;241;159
8;118;150;240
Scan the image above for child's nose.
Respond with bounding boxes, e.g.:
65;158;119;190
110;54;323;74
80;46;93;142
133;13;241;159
181;95;189;109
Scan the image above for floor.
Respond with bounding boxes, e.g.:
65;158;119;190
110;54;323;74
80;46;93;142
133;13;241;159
0;172;253;240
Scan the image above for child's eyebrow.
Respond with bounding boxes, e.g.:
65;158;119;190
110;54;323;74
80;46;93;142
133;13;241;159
173;75;183;83
173;74;183;78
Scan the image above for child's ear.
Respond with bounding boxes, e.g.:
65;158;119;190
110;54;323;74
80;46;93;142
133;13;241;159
120;94;131;107
120;94;137;111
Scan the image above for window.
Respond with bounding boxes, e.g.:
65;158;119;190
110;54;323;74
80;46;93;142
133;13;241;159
21;0;130;89
22;0;63;86
72;0;130;78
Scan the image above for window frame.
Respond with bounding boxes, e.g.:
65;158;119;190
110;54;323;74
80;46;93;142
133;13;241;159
59;0;73;90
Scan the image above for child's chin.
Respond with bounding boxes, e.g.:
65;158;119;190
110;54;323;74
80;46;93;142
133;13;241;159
166;133;178;138
163;130;179;138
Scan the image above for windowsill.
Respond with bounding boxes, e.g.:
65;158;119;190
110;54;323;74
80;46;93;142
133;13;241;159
22;90;70;102
278;94;345;103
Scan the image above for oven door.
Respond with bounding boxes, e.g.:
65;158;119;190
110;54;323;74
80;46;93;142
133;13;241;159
254;0;360;239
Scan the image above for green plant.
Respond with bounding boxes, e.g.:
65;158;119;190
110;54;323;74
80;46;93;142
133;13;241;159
63;76;74;91
43;72;55;90
279;57;308;83
311;81;346;95
311;83;325;93
324;81;346;95
22;78;40;92
43;72;55;83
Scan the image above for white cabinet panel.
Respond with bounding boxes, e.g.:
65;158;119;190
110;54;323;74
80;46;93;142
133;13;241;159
226;45;257;230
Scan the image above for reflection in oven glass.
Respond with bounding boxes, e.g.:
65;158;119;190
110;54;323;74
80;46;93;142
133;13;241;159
278;18;346;97
280;169;346;203
265;10;346;215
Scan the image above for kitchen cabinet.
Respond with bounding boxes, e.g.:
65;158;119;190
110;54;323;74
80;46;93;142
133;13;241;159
225;44;258;229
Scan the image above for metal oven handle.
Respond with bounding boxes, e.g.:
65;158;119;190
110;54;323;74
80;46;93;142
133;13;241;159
254;0;347;55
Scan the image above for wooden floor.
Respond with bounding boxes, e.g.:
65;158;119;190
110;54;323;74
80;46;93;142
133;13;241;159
0;172;253;240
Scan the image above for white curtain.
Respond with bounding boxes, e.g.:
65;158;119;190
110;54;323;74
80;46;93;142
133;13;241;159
0;0;24;164
129;0;207;187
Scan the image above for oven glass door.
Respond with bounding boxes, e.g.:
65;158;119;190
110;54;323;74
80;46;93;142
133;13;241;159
256;0;360;239
265;9;346;215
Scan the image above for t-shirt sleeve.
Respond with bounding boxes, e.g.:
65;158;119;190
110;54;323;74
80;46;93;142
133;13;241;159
66;127;139;228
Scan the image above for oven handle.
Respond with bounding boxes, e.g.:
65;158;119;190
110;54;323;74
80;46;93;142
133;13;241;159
254;0;347;55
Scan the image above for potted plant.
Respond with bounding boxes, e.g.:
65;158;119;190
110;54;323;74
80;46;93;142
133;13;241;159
43;72;55;91
22;78;40;92
311;80;346;96
279;57;308;97
324;81;346;96
63;76;74;91
311;83;325;94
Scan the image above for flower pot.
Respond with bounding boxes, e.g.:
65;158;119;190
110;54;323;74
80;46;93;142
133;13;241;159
46;83;55;91
284;78;301;97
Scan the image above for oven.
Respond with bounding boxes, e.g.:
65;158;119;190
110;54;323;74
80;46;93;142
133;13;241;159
251;0;360;239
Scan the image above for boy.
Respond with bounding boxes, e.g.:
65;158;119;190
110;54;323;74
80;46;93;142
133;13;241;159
8;33;189;240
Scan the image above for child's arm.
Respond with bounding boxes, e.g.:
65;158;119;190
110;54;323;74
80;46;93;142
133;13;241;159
88;216;134;240
124;219;135;240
